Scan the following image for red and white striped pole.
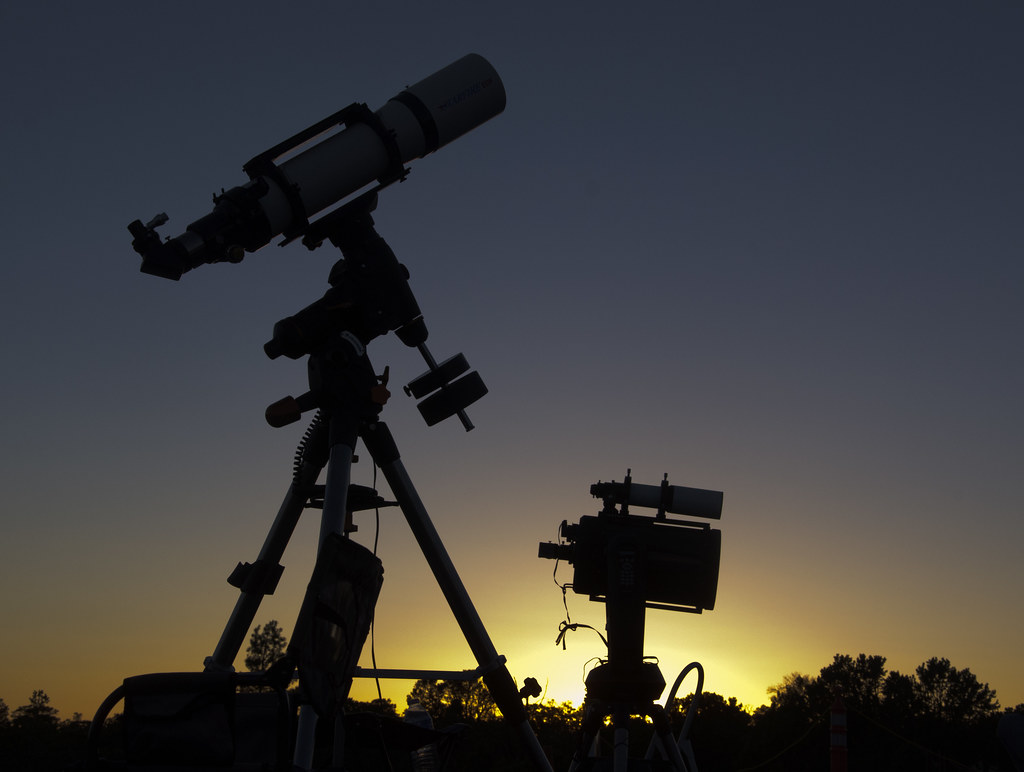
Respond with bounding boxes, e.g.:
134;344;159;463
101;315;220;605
830;696;848;772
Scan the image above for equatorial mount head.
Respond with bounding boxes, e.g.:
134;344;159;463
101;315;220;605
260;192;486;431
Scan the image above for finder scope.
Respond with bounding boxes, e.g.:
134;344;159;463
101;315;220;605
590;477;723;520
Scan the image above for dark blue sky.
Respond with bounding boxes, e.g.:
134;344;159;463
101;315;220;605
1;2;1021;716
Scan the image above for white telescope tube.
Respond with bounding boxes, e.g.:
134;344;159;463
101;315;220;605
261;53;507;234
131;54;506;279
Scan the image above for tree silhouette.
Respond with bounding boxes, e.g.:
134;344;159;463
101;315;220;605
880;669;923;719
914;656;999;724
12;690;58;730
244;620;287;672
748;653;1007;771
818;653;887;711
343;696;398;716
408;678;497;724
767;671;817;716
0;652;1015;771
668;691;752;771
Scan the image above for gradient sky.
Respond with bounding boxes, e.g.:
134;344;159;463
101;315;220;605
1;2;1022;722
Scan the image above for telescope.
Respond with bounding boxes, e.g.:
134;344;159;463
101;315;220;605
128;54;506;280
538;472;725;771
590;477;723;521
539;471;723;613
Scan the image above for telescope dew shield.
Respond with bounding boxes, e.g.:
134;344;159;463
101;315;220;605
391;53;508;154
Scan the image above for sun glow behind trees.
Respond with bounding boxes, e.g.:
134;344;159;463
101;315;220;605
2;646;1019;771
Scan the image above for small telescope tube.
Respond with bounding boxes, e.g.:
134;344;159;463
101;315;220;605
629;483;723;520
591;479;723;520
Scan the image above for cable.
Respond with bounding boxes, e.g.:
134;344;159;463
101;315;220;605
555;620;608;650
650;662;704;771
664;662;704;741
550;522;601;651
370;460;383;703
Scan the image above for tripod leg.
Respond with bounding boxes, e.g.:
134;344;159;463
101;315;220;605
298;433;359;770
319;441;353;544
569;705;606;772
650;706;688;772
611;708;630;772
362;421;553;772
206;442;326;670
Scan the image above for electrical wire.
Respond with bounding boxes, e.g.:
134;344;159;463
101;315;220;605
370;461;383;703
550;522;610;650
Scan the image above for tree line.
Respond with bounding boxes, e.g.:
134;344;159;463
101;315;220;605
347;653;1023;771
2;621;1021;771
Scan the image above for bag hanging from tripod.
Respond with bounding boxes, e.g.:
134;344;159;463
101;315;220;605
289;532;384;718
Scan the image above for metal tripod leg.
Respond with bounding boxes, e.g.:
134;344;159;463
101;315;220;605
571;701;689;772
296;432;358;770
202;415;338;770
362;421;554;772
206;424;328;670
203;413;551;771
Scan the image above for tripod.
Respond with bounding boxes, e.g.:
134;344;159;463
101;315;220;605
88;188;557;769
205;413;549;769
567;545;690;772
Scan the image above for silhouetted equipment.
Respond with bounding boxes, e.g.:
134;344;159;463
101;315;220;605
90;54;555;772
539;471;723;772
540;472;722;616
85;672;294;770
259;191;486;432
128;53;505;280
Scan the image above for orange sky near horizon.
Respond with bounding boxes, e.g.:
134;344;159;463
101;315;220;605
5;461;1023;720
